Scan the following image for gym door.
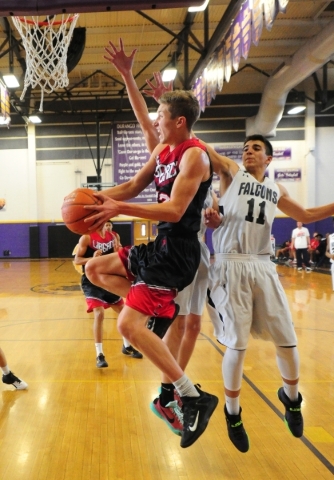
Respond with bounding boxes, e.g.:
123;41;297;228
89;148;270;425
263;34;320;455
133;220;158;245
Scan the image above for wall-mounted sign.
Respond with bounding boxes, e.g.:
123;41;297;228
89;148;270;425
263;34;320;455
274;168;301;181
112;122;156;204
212;144;292;162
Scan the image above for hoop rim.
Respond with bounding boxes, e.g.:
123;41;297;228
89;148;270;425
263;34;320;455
13;14;78;27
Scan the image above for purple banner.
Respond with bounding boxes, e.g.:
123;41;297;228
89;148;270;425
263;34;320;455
241;1;252;60
224;27;233;82
264;0;279;31
214;145;243;162
232;11;242;71
112;122;157;203
273;147;291;160
278;0;289;13
274;168;301;182
251;0;263;46
212;144;291;161
194;76;206;112
217;43;225;90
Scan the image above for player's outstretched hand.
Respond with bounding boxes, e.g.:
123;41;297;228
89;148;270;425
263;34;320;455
84;193;120;231
104;38;137;77
204;207;223;229
143;71;173;102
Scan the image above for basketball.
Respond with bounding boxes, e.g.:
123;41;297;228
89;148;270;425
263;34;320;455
61;188;101;235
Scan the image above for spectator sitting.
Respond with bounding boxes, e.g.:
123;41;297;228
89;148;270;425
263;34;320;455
315;233;330;268
275;240;292;262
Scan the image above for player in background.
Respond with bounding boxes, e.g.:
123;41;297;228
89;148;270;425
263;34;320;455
204;135;334;452
1;346;28;390
74;221;142;367
325;231;334;290
104;220;122;249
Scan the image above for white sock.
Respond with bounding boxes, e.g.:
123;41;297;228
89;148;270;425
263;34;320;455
123;337;131;348
225;396;240;415
282;381;299;401
173;374;199;398
276;346;299;401
95;343;103;356
1;365;10;375
223;348;245;415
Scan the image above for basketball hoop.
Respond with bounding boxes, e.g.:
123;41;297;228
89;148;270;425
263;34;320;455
12;14;79;112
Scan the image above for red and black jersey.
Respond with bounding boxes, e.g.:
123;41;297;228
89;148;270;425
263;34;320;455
87;231;117;255
82;230;117;273
154;138;212;236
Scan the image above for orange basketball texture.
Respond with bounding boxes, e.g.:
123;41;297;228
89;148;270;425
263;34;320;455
61;188;101;235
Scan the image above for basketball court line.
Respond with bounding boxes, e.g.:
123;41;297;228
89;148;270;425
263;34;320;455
201;331;334;475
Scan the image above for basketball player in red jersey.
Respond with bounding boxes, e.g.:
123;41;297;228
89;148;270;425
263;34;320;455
74;221;142;368
84;86;218;448
102;39;219;437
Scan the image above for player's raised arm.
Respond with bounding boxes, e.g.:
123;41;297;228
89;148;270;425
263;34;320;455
104;38;159;153
143;71;173;103
198;140;239;195
277;183;334;222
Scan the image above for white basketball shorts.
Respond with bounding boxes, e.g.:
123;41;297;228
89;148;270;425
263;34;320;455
176;241;210;316
209;253;298;350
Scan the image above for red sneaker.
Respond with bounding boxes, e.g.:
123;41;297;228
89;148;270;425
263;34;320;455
174;389;183;408
150;397;183;436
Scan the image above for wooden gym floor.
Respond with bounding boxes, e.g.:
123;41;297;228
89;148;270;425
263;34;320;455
0;259;333;480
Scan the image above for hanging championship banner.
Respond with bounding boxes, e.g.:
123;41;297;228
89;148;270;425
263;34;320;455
232;10;242;72
264;0;279;31
241;0;252;60
217;42;225;91
224;26;233;82
278;0;289;13
251;0;264;46
194;75;207;112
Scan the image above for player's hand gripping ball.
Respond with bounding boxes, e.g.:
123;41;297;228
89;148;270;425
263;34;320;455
61;188;101;235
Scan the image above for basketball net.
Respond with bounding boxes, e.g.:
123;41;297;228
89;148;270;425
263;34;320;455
12;14;79;112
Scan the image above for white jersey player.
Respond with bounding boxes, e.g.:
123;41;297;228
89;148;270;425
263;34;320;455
326;233;334;290
203;134;334;453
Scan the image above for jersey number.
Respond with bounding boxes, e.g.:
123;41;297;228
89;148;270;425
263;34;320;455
245;199;265;225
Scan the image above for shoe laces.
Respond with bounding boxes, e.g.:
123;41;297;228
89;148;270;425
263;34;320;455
288;406;302;422
230;418;243;429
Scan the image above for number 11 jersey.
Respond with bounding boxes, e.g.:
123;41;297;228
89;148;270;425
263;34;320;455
212;169;280;255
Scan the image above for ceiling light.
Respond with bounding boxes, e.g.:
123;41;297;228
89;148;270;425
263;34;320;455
148;112;158;120
3;74;19;88
287;106;306;115
188;0;210;12
29;115;42;123
162;68;177;82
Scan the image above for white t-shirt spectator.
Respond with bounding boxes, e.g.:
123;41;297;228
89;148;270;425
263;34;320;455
292;226;310;249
